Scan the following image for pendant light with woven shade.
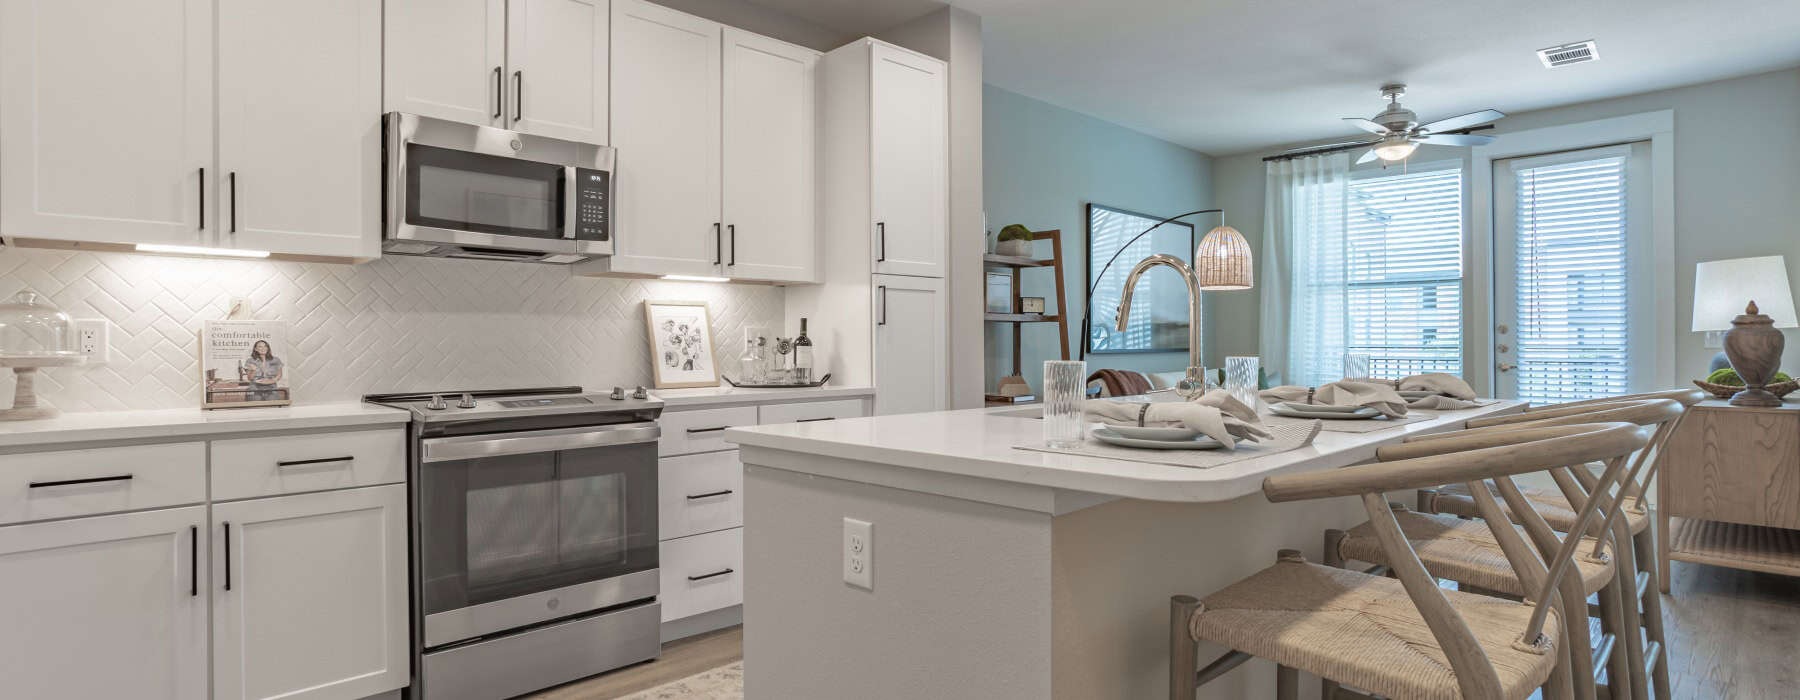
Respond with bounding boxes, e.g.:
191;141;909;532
1195;225;1253;290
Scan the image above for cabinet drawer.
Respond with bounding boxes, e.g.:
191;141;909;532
659;527;742;622
210;429;405;501
0;443;206;525
757;398;867;425
658;406;757;456
659;451;743;540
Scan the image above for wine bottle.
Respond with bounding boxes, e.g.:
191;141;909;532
794;318;814;383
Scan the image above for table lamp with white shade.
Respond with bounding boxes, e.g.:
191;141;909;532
1692;255;1797;406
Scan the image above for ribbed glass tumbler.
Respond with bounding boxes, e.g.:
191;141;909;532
1225;356;1260;406
1042;360;1088;448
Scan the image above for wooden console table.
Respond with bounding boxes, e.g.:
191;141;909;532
1658;399;1800;592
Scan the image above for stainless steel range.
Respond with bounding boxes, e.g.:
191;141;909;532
365;386;663;700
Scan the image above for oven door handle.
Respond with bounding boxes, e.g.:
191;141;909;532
421;422;661;463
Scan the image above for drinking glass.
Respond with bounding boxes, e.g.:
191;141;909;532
1225;356;1260;406
1042;360;1088;448
1342;353;1371;381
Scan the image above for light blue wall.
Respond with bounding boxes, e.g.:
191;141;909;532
982;85;1216;393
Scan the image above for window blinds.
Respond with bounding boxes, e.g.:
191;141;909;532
1345;168;1464;378
1512;155;1631;404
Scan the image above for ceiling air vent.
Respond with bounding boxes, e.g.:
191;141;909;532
1538;40;1599;68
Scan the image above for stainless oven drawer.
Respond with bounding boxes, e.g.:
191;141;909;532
421;601;660;700
424;568;658;648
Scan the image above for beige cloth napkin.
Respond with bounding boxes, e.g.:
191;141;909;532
1405;395;1483;410
1083;393;1273;449
1399;373;1477;400
1260;380;1408;419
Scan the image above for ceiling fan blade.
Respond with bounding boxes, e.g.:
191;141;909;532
1344;118;1389;135
1417;109;1505;134
1416;133;1496;146
1280;139;1380;155
1356;148;1380;165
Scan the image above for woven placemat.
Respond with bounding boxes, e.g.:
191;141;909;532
1012;421;1322;469
1262;411;1428;433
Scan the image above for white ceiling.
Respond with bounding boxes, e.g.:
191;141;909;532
740;0;947;37
954;0;1800;155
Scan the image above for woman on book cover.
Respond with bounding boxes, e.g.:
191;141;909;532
242;340;286;402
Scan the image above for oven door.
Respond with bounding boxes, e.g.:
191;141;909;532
387;112;614;257
419;422;658;648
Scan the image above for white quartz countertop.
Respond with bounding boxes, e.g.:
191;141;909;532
726;400;1525;503
652;384;874;409
0;402;411;449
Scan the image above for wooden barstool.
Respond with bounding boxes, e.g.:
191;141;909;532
1326;398;1683;700
1170;421;1653;700
1420;388;1703;700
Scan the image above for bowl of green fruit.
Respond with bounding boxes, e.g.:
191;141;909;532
1694;368;1797;400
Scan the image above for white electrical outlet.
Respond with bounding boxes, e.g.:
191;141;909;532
843;517;873;590
75;319;110;363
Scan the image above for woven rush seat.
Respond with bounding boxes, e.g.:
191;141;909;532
1191;558;1560;700
1335;510;1617;598
1431;481;1650;536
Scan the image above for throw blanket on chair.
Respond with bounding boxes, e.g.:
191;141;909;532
1088;368;1153;397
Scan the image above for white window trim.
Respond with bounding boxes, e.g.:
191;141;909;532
1469;110;1675;397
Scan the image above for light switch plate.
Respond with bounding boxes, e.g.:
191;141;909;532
843;517;873;590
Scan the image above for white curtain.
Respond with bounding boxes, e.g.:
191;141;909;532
1259;153;1349;387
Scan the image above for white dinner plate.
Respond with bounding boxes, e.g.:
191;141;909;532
1270;404;1381;420
1397;390;1438;400
1091;427;1225;450
1276;402;1367;414
1103;424;1202;441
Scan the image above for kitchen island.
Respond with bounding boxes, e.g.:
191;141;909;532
725;399;1523;700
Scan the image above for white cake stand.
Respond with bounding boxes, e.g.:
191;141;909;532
1;354;83;421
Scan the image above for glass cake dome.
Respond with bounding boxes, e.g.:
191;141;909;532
0;290;80;359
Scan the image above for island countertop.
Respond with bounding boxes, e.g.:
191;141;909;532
725;399;1525;503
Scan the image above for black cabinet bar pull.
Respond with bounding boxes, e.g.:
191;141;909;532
198;167;205;230
513;70;524;123
492;66;503;119
687;568;734;582
189;525;198;597
877;285;888;326
712;223;722;265
222;522;232;592
276;456;355;468
228;172;238;234
685;426;730;434
876;222;886;262
28;474;132;488
686;489;734;500
796;416;836;423
728;224;736;266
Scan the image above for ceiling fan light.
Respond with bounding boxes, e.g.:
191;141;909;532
1372;139;1417;162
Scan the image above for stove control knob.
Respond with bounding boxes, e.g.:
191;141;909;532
632;386;650;400
457;393;477;409
425;394;448;411
609;386;626;400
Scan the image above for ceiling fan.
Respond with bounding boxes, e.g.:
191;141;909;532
1286;84;1505;164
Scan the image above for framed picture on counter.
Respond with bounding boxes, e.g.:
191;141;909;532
644;300;719;388
200;319;293;409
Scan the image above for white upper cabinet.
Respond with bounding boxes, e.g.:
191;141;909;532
507;0;610;143
384;0;508;127
601;0;724;277
0;506;208;700
869;44;947;278
212;485;409;700
0;0;213;247
721;28;818;283
218;0;381;258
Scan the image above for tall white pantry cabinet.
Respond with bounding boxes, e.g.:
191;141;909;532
791;38;949;416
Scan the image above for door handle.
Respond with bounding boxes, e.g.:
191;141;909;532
228;172;238;234
1496;362;1518;372
28;474;132;488
796;416;836;423
713;223;722;265
685;426;731;434
189;525;198;597
687;568;734;582
513;70;524;123
876;222;886;262
222;521;232;591
198;167;205;230
275;456;354;469
686;489;734;500
728;224;736;266
492;66;503;119
877;285;888;326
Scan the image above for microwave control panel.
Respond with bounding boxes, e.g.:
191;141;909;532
574;168;611;241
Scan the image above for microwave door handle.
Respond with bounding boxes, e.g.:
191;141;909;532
563;166;578;239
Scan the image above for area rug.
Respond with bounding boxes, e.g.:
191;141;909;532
619;661;743;700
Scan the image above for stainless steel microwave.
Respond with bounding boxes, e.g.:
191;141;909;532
384;112;615;264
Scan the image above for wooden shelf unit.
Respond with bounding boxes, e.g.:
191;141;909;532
985;230;1070;379
1658;399;1800;591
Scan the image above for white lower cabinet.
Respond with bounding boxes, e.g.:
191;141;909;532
0;505;208;700
873;274;947;415
212;484;409;700
659;526;743;622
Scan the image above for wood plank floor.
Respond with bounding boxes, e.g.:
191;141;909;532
525;560;1799;699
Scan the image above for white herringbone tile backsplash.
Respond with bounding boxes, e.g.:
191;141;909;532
0;248;785;412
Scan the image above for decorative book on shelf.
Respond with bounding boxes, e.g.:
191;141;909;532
984;229;1070;386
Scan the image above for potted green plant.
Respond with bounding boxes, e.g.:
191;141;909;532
994;224;1034;257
